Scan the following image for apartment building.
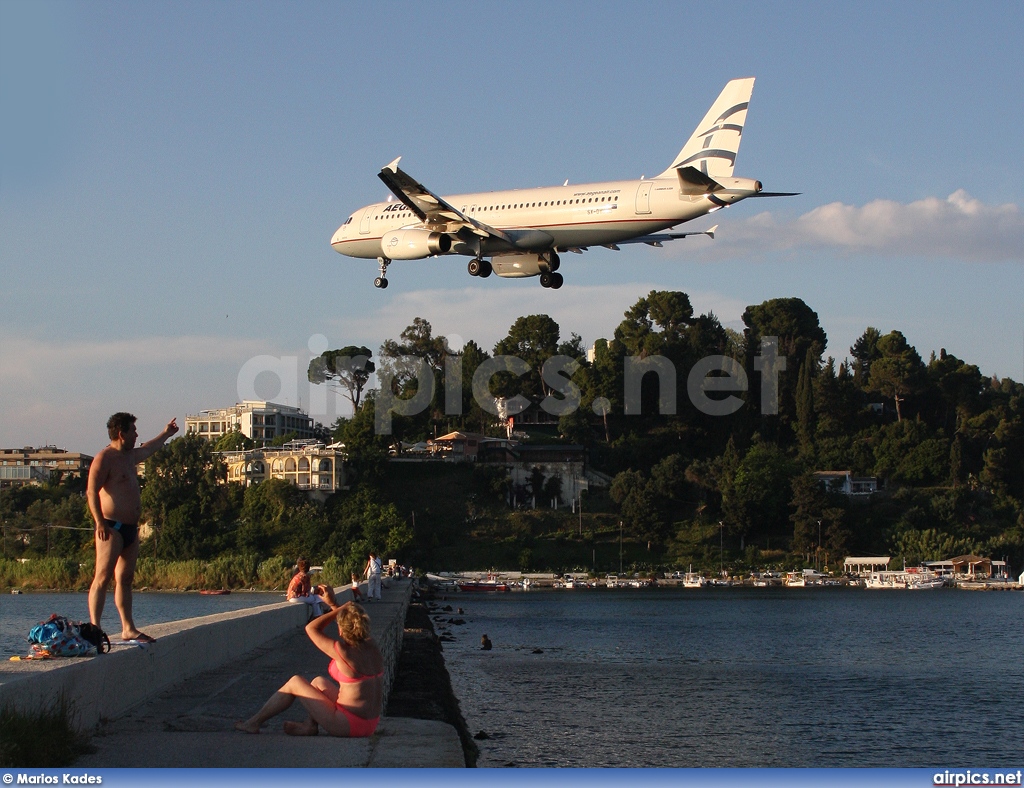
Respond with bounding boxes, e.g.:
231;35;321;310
0;447;93;488
217;440;347;499
185;401;317;446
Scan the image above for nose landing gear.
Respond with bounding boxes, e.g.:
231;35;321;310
374;256;391;289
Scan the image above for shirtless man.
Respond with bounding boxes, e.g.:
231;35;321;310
87;412;178;642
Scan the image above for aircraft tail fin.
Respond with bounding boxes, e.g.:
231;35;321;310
656;77;755;180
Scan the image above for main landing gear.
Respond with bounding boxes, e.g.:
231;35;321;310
374;256;391;289
539;251;562;289
467;258;492;278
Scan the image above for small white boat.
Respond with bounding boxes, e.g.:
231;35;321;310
784;572;806;587
681;564;705;588
907;576;945;590
866;569;945;589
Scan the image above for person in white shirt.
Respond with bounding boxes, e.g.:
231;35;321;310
364;552;382;601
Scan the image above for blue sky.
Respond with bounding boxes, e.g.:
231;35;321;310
2;1;1023;451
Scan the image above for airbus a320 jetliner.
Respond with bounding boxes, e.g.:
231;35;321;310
330;77;795;289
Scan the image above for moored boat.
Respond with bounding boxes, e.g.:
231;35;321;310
865;569;945;589
457;580;511;593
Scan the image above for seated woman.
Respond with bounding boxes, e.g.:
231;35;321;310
235;591;384;737
286;557;327;616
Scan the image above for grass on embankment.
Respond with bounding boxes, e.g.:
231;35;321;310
1;554;347;592
0;696;93;767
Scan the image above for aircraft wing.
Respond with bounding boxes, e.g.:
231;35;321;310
378;158;513;243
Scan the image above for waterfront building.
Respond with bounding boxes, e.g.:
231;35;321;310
216;440;348;500
924;555;1008;579
185;401;317;446
843;556;891;575
0;447;93;488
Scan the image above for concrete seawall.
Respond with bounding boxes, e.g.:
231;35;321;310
2;597;308;729
1;578;465;767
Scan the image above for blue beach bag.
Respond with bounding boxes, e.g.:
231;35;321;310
27;613;94;657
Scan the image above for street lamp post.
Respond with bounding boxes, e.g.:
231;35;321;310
619;521;623;575
817;519;822;572
719;521;724;577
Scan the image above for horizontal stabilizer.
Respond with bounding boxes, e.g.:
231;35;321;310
675;166;724;195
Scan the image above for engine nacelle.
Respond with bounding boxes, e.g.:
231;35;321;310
491;253;551;278
381;229;452;260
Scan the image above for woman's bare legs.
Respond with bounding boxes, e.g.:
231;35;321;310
235;675;346;735
283;676;338;736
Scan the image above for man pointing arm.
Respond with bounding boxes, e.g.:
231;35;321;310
87;412;178;642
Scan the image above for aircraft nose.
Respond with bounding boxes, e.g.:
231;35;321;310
331;226;344;247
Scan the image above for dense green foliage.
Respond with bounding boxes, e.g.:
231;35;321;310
3;290;1022;580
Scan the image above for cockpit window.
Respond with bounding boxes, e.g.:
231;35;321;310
343;216;353;225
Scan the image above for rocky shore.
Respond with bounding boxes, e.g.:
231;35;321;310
385;594;478;766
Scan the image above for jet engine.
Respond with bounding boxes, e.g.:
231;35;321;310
381;229;452;260
492;253;554;278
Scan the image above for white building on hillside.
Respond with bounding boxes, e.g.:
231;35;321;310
186;401;316;446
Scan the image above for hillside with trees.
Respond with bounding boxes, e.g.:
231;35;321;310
3;290;1023;585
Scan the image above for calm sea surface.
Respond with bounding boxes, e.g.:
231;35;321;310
0;591;279;658
436;588;1024;767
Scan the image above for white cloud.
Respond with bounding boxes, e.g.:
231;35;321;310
0;334;277;380
688;191;1024;262
0;334;284;449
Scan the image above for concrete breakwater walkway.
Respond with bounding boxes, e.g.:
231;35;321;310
0;579;465;767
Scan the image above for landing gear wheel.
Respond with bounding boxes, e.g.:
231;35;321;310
547;252;560;272
539;272;553;288
374;277;389;289
550;272;563;289
468;259;483;276
479;260;492;278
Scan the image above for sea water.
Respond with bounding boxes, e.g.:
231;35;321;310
437;587;1024;767
0;591;279;658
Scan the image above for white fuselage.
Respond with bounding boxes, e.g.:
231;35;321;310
330;177;754;260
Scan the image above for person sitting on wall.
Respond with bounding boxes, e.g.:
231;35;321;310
235;593;384;738
286;557;328;616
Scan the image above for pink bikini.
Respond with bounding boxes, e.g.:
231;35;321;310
328;647;383;737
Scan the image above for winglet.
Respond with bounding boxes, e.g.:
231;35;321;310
383;156;402;173
706;225;718;239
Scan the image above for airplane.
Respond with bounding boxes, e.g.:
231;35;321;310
330;77;796;289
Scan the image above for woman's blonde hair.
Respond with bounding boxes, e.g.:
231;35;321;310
336;603;371;645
